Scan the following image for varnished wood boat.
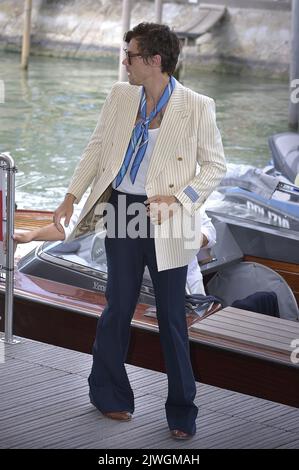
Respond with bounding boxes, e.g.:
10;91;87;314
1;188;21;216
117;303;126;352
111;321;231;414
14;208;54;230
1;209;298;408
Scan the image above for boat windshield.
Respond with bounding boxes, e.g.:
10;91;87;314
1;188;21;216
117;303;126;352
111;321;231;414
42;230;153;285
45;231;108;272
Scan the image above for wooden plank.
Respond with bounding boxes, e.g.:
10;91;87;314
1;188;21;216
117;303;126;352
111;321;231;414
0;369;67;393
244;256;299;274
223;306;299;327
0;394;89;422
5;414;102;450
198;317;296;348
263;411;299;431
0;382;87;413
191;332;292;363
84;408;227;450
200;313;297;342
210;307;299;334
1;337;299;449
191;307;299;355
15;209;53;230
0;404;94;440
0;390;88;424
191;322;293;355
277;439;299;449
0;366;53;385
209;426;297;449
11;398;164;449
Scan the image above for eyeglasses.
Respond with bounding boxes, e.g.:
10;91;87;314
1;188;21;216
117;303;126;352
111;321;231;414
123;48;144;65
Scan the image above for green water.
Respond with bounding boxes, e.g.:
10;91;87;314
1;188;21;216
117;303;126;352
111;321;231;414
0;51;290;210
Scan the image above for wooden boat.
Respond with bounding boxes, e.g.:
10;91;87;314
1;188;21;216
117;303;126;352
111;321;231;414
14;208;54;231
0;208;299;408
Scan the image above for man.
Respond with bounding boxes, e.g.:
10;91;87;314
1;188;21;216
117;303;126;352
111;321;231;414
52;23;226;439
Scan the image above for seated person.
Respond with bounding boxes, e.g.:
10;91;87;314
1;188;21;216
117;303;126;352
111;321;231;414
186;209;216;295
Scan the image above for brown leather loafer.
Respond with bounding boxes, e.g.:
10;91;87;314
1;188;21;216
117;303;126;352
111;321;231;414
170;429;193;440
103;411;132;421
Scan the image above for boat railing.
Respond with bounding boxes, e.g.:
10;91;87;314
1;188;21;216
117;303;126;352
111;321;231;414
277;181;299;200
0;152;20;345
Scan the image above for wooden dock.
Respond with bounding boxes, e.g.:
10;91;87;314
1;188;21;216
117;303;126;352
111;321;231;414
0;336;298;449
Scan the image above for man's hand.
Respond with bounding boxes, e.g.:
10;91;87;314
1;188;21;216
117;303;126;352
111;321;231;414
144;195;179;225
201;234;209;247
53;193;75;233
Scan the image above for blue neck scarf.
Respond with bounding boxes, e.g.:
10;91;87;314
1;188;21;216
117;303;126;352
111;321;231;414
115;75;176;187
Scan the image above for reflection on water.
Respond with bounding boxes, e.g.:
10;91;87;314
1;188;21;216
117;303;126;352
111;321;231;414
0;51;289;210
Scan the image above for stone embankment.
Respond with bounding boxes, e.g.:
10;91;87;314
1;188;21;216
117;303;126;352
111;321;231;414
0;0;291;78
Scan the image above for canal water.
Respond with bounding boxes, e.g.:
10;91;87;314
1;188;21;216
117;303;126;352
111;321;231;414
0;51;290;210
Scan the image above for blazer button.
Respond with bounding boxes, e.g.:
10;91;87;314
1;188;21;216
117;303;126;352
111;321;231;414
103;168;105;172
177;157;183;161
169;184;174;188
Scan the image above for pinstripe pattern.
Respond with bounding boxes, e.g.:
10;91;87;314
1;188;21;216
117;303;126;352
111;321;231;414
115;76;175;187
66;80;226;271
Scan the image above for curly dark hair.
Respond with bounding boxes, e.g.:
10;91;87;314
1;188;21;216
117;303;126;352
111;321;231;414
124;22;180;75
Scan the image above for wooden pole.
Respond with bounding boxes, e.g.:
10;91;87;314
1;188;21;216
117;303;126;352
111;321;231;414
21;0;32;70
118;0;131;82
155;0;163;23
288;0;299;130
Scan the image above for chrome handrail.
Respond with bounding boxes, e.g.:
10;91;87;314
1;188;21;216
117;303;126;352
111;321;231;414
0;152;20;344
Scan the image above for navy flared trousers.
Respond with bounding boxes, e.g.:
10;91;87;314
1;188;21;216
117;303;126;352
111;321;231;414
88;189;198;435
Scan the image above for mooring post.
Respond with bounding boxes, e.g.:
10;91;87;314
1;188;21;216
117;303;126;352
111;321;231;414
155;0;163;23
118;0;132;82
21;0;32;70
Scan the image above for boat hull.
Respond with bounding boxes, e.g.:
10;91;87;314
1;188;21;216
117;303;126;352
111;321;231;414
1;271;298;409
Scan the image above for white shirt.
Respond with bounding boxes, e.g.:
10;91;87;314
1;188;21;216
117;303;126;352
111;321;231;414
186;209;216;295
112;127;160;195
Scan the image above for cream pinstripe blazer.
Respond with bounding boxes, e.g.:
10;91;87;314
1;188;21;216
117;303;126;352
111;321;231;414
66;79;226;271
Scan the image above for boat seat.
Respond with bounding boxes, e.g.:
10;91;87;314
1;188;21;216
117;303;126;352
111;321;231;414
206;261;299;321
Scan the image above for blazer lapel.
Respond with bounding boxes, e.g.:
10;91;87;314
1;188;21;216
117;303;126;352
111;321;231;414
75;84;141;227
146;81;190;184
111;85;142;176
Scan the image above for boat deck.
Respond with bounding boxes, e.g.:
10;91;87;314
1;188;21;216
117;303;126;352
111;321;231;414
15;209;54;230
0;336;298;449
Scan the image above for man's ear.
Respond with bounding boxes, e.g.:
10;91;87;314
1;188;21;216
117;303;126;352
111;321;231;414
151;54;162;68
